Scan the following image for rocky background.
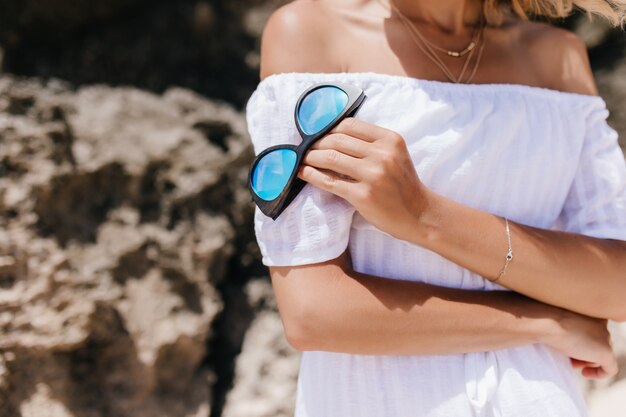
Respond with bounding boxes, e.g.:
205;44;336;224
0;1;624;416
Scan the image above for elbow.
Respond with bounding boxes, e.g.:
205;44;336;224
270;259;349;351
284;324;313;351
282;300;321;351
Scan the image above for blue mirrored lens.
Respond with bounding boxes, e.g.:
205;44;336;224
252;148;298;201
297;86;349;135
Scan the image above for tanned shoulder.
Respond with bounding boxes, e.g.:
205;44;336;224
517;19;599;96
259;0;343;81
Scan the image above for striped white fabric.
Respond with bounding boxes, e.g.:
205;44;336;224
246;71;626;417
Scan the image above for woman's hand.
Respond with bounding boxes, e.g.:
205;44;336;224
546;309;618;379
297;117;432;241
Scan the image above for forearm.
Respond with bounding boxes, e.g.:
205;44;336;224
406;189;626;321
270;254;562;355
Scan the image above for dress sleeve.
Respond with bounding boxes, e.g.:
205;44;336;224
554;100;626;241
245;78;356;266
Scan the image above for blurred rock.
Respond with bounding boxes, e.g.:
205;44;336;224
222;278;300;417
0;74;258;416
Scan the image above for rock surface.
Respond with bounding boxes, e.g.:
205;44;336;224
221;278;300;417
0;74;258;416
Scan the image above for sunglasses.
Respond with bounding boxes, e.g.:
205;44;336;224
248;81;367;220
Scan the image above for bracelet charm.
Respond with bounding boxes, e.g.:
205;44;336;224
489;217;513;283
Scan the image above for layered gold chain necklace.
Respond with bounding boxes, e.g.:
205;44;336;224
375;0;487;84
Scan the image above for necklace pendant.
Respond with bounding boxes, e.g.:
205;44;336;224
447;41;475;57
382;0;486;83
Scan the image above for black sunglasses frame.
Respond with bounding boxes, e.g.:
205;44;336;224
248;81;367;220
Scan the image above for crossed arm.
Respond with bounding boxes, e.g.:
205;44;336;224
268;118;625;379
294;116;626;322
410;191;626;321
269;248;617;378
270;250;560;355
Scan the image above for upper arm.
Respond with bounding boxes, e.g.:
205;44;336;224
259;0;342;80
268;249;352;348
251;8;357;331
523;22;599;96
268;248;352;284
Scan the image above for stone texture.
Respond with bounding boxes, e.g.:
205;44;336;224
221;278;300;417
0;74;255;416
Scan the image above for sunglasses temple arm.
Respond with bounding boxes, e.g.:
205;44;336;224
273;176;308;219
347;93;366;117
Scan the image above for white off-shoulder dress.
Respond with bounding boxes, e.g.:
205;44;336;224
245;71;626;417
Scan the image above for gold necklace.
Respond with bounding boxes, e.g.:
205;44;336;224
402;12;486;83
461;25;486;83
390;0;486;83
421;23;480;57
377;0;486;84
376;0;482;57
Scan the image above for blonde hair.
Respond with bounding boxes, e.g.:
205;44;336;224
483;0;626;28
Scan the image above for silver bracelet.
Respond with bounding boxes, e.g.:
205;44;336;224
489;217;513;283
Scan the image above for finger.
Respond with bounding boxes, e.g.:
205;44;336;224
570;358;593;368
581;358;617;379
582;366;609;379
329;117;392;143
297;164;354;200
310;133;370;158
302;149;365;181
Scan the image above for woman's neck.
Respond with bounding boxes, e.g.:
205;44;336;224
389;0;485;34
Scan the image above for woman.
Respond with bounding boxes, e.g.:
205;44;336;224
246;0;626;415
